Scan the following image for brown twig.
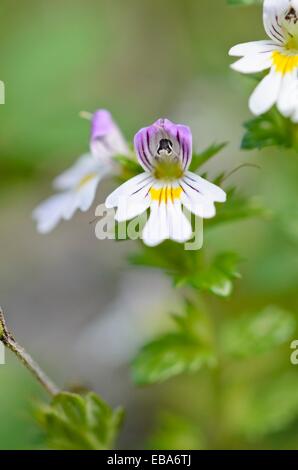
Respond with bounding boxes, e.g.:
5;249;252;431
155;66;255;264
0;307;59;397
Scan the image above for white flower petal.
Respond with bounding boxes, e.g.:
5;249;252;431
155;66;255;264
105;173;152;209
167;201;193;243
141;203;170;247
143;184;192;246
184;171;226;203
291;106;298;122
115;184;151;222
277;70;297;117
231;52;273;73
142;196;192;247
229;40;280;57
142;202;163;247
77;175;101;212
62;193;81;220
249;69;282;115
32;192;73;234
180;181;216;219
53;154;100;190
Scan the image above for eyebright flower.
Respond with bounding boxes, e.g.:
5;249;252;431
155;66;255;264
229;0;298;122
33;109;129;233
105;118;226;247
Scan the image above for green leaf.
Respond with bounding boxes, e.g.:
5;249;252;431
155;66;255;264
129;240;196;272
132;302;216;386
36;391;124;450
221;305;296;359
236;372;298;439
131;242;242;298
189;142;227;172
132;332;216;386
241;108;295;151
171;302;213;343
184;252;242;298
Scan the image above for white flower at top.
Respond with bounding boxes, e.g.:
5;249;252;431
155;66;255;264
230;0;298;121
105;118;226;247
33;110;129;233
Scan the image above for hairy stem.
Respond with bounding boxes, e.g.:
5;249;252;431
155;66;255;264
0;307;59;397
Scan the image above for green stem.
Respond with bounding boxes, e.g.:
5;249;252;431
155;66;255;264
0;307;59;397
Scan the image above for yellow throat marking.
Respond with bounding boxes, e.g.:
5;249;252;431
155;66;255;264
150;186;182;203
272;50;298;74
153;159;184;181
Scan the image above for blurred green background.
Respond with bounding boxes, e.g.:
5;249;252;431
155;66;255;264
0;0;298;450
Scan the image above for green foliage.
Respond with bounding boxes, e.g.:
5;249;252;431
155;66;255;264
232;372;298;440
36;391;124;450
221;306;296;359
132;333;215;386
206;187;268;228
114;153;143;182
131;244;242;298
132;303;216;386
148;413;205;450
178;252;242;297
189;142;227;172
241;108;297;151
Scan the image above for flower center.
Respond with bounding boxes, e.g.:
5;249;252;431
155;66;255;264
272;50;298;74
153;159;184;181
285;7;298;25
157;138;173;155
150;186;182;203
283;6;298;46
286;36;298;49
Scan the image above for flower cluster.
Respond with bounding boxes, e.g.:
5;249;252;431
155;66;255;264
34;1;297;246
33;112;226;247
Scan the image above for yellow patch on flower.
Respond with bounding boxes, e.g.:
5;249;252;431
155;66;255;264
150;186;182;203
272;50;298;74
153;159;184;181
77;173;97;189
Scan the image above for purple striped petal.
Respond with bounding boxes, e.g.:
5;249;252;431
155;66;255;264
90;109;129;159
263;0;295;44
134;118;192;172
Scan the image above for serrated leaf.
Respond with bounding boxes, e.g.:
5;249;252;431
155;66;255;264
187;252;242;298
36;391;124;450
131;243;242;298
221;305;296;359
132;300;215;386
241;108;294;151
132;332;216;386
